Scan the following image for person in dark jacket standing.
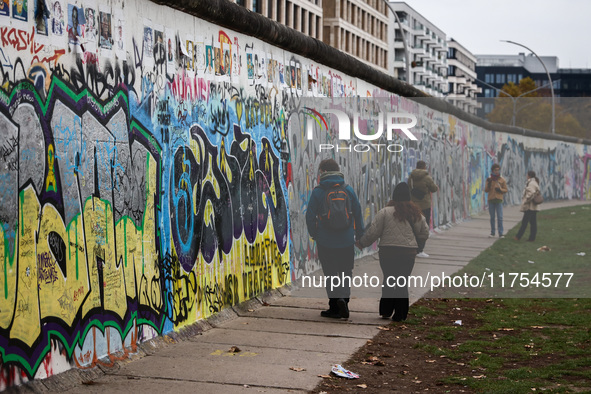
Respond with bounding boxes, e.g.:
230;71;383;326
306;158;364;319
409;161;438;257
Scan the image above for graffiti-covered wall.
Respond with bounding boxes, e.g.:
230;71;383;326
0;0;589;389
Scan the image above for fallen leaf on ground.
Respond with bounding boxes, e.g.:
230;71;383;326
229;346;241;353
290;367;306;372
318;375;331;379
357;384;367;389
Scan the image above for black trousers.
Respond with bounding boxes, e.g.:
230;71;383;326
317;244;354;311
417;208;431;253
378;246;417;321
516;210;538;241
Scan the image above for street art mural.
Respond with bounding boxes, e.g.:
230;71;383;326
0;0;589;390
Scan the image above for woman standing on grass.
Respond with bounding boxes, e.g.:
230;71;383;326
356;182;429;322
514;170;541;242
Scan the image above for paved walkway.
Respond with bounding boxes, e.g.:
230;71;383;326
18;200;589;393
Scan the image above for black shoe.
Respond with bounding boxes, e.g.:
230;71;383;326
337;298;349;319
320;310;341;318
392;316;406;322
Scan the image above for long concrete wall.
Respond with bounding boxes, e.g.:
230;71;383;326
0;0;590;389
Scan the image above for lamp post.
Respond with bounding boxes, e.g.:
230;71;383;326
384;1;412;85
501;40;555;134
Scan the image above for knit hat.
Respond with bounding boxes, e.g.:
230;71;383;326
392;182;411;202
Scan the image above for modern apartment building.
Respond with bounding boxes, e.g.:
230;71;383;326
447;38;481;114
386;2;448;97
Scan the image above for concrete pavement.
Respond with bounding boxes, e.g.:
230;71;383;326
16;200;589;393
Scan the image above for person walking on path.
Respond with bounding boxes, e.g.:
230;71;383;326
306;158;364;319
484;163;508;238
409;161;438;257
356;182;429;322
514;171;542;242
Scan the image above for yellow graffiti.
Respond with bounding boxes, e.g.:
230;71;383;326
45;144;57;192
0;155;161;348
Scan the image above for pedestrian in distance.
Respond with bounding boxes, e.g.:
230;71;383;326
306;158;364;319
356;182;429;322
484;163;508;238
409;160;438;257
514;171;542;242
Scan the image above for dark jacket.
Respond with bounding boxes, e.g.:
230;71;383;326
305;173;364;248
409;169;438;210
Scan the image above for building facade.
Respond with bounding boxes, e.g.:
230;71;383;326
387;2;448;97
233;0;388;72
235;0;325;41
446;38;481;114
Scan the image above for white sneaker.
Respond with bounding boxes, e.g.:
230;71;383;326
499;235;505;239
488;234;496;238
417;252;429;258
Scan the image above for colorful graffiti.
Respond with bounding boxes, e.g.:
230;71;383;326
0;0;589;390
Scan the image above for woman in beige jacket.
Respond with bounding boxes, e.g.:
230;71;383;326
356;182;429;321
514;171;541;242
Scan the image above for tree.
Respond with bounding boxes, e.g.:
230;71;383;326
486;77;586;138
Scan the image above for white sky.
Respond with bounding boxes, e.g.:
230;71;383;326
404;0;591;69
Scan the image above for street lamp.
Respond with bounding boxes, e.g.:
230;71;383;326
501;40;555;134
384;1;412;85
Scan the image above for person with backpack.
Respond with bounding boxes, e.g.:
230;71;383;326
355;182;429;321
514;171;542;242
409;161;438;257
306;158;364;319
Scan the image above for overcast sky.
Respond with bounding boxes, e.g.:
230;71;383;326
403;0;590;69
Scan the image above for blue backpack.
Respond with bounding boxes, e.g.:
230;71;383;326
317;183;353;231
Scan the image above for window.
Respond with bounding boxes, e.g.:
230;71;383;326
496;74;505;84
252;0;261;13
485;73;494;83
484;88;496;98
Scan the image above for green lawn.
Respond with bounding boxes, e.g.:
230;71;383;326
420;204;591;392
437;204;591;298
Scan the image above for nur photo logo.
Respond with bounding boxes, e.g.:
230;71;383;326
303;106;417;153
